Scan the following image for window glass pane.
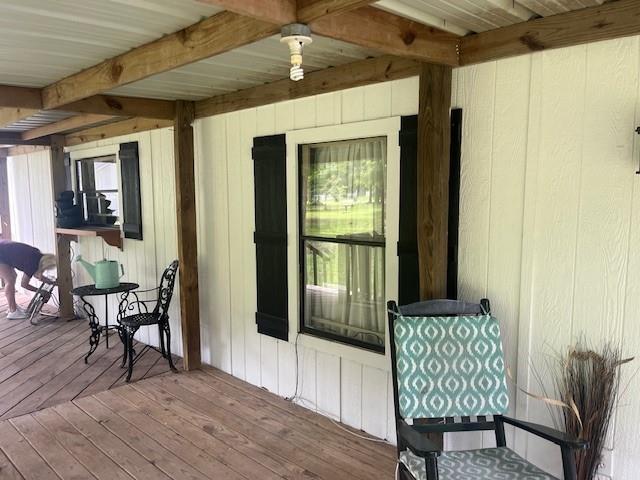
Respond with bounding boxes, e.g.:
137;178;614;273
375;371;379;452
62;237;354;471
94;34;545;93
303;240;385;349
76;155;119;224
93;160;118;190
301;138;386;241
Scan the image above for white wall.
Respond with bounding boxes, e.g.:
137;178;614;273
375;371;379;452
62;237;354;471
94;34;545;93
194;77;419;443
7;149;55;254
66;128;182;355
453;36;640;479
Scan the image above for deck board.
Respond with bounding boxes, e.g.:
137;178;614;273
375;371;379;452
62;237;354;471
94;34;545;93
0;370;396;479
0;294;177;421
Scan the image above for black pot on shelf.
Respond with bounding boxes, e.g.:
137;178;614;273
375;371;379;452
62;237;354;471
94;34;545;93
55;190;84;228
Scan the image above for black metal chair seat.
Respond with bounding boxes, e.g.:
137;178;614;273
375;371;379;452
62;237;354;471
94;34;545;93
119;312;162;327
117;260;179;382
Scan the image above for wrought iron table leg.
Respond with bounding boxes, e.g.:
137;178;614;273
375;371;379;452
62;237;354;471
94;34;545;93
81;297;101;364
104;294;110;349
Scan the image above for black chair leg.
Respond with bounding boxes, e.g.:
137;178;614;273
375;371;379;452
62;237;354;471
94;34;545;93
163;322;178;373
119;328;128;368
125;329;136;382
158;323;166;358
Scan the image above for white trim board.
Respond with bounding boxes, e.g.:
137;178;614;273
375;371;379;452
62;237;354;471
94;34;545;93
285;116;401;371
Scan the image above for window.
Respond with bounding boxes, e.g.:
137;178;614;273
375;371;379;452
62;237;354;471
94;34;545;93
299;137;387;352
75;155;119;226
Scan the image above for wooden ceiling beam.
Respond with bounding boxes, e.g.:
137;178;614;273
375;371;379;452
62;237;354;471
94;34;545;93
62;94;175;119
0;85;42;109
6;145;49;156
196;0;296;25
0;132;51;146
22;113;116;141
195;0;375;25
309;6;460;66
65;117;173;147
41;12;280;110
0;108;40;128
460;0;640;65
195;55;420;118
0;85;175;119
297;0;376;23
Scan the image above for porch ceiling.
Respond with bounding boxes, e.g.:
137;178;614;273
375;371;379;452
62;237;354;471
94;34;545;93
0;0;625;144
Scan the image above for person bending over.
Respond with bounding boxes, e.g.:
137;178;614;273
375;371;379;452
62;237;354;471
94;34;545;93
0;240;56;320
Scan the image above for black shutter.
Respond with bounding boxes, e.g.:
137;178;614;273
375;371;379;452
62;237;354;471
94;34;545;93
252;134;288;341
447;108;463;299
398;115;420;305
119;141;143;240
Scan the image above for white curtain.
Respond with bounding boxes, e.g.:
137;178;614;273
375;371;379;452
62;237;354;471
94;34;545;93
301;137;386;348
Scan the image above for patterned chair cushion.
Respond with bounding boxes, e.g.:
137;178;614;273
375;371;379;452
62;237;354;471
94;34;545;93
400;447;558;480
394;314;509;418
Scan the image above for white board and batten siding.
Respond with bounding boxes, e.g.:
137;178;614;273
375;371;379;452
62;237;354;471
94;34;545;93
6;149;56;255
453;36;640;479
63;129;183;356
195;77;420;444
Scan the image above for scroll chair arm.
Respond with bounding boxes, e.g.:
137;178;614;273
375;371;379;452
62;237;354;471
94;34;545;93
398;420;441;458
499;416;588;450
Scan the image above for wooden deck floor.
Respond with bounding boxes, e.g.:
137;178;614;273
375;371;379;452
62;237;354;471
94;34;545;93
0;367;396;479
0;295;179;421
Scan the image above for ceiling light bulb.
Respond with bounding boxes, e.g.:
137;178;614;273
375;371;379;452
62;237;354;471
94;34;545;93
280;24;312;82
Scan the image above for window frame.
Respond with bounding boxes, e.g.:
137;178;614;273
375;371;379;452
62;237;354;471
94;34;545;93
74;154;120;224
286;117;401;371
297;138;388;353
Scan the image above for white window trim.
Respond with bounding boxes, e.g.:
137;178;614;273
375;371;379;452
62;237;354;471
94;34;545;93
286;117;401;371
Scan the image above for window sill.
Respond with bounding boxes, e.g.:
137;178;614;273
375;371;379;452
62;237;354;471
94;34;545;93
56;226;123;250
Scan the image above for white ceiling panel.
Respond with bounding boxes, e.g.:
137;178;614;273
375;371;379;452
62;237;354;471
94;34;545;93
515;0;604;17
0;0;222;88
0;110;74;132
109;35;379;101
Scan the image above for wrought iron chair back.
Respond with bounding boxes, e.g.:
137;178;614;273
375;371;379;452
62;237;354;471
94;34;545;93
117;260;179;320
155;260;179;317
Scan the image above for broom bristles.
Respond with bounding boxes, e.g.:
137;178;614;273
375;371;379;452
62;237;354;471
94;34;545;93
547;340;633;480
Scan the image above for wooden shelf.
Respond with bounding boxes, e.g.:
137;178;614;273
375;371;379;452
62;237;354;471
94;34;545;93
56;226;123;249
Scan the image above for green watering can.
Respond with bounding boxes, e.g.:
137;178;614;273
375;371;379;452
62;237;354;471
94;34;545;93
76;255;124;289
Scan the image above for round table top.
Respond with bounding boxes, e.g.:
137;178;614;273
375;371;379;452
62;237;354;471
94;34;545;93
71;282;139;297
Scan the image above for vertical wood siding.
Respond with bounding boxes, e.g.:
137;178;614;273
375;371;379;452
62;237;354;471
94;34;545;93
195;77;420;444
65;128;182;357
454;36;640;479
7;150;55;255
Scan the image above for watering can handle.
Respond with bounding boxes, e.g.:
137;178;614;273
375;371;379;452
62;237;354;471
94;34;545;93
120;264;125;279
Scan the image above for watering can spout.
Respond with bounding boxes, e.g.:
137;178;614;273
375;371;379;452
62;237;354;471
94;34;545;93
75;255;97;282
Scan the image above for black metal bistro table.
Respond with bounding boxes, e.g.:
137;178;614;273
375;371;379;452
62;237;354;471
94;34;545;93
71;282;139;363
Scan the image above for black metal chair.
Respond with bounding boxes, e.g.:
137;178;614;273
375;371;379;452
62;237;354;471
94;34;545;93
388;298;588;480
117;260;179;382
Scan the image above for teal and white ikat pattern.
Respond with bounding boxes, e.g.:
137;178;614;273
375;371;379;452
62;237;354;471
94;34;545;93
400;448;558;480
394;315;509;418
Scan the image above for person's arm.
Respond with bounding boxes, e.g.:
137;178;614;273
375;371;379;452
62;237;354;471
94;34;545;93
21;273;39;293
34;272;56;286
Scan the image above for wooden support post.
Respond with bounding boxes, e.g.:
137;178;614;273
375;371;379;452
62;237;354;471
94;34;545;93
50;136;75;319
417;63;452;301
417;62;452;449
173;100;201;370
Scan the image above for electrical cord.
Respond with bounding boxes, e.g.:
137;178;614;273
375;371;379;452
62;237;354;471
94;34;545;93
284;331;389;445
